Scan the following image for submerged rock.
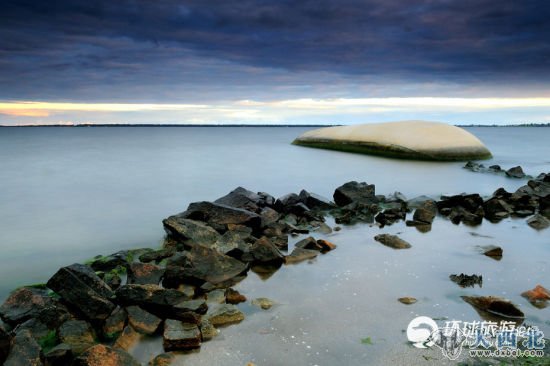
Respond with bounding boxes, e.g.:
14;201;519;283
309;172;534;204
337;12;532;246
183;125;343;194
482;245;503;260
527;214;550;230
293;121;492;161
46;263;116;321
75;344;140;366
505;166;526;178
298;190;336;210
461;296;524;320
450;273;482;288
251;298;274;310
163;320;201;351
397;297;417;305
374;234;411;249
206;304;245;326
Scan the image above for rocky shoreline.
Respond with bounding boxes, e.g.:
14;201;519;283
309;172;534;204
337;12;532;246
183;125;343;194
0;167;549;365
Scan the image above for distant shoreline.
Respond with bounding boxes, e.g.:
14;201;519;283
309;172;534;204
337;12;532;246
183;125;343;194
1;123;549;128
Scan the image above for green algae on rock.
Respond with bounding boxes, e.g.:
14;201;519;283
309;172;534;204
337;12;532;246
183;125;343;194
292;121;492;161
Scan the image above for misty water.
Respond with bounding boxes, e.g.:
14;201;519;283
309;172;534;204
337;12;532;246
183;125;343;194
0;126;549;365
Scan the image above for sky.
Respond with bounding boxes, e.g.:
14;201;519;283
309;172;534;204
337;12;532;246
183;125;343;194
1;0;550;125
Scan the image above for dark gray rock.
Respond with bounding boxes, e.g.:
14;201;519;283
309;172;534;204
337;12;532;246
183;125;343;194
450;273;483;288
126;306;162;335
0;287;63;326
58;320;96;355
483;245;503;260
274;193;301;212
47;263;115;321
506;166;526;178
374;234;411;249
333;181;376;207
4;329;42;366
88;251;129;272
214;186;262;212
163;320;201;351
44;343;74;366
163;246;248;287
177;201;262;232
259;207;280;227
162;217;221;247
74;344;140;366
298;190;336;210
242;237;284;264
127;263;164;285
412;200;437;224
138;248;175;263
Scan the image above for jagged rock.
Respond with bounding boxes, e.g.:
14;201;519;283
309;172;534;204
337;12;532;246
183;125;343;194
407;195;435;209
225;288;246;304
58;320;96;355
463;161;484;172
274;193;301;212
98;270;122;290
448;206;484;226
482;245;503;260
412;200;437;224
527;214;550;230
450;273;483;288
214;187;263;212
0;287;63;326
506;166;526;178
126;306;162;335
163;246;248;287
113;325;140;351
259;207;280;227
298;190;336;210
103;307;127;339
44;343;74;366
251;298;274;310
199;319;218;341
163;320;201;351
162;217;221;247
285;247;319;264
333;181;376;207
176;201;262;232
312;222;333;234
46;263;115;321
127;263;164;285
211;228;253;256
4;329;42;366
206;304;244;326
139;248;175;263
375;208;406;227
242;237;284;264
74;344;140;366
13;318;50;344
483;197;513;221
374;234;411;249
398;297;417;305
461;296;524;319
89;251;130;272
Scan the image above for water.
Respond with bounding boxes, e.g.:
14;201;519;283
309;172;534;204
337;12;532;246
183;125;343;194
0;126;549;364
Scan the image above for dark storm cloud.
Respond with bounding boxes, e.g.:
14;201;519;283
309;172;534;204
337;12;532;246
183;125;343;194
1;0;550;101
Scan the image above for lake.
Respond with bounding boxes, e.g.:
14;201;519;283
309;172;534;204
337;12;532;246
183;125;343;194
0;126;549;364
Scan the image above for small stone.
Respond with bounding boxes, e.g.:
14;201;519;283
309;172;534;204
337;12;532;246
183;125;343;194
149;352;175;366
334;226;342;231
285;247;319;264
163;320;201;351
225;288;247;304
126;306;162;335
374;234;411;249
483;245;503;260
505;166;526;178
251;298;275;310
398;297;417;305
199;319;219;341
206;304;245;326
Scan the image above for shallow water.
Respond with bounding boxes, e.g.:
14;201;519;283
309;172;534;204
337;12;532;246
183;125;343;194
0;126;549;365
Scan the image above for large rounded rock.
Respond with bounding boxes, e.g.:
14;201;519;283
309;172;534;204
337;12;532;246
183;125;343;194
293;121;492;161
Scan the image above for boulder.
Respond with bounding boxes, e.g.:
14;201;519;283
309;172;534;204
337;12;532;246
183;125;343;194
126;306;162;335
374;234;411;249
102;307;127;339
163;246;248;287
162;320;201;351
0;287;62;326
206;304;244;326
375;208;406;227
74;344;140;366
138;248;175;263
127;263;164;285
505;166;526;178
292;121;492;161
214;187;263;212
4;329;42;366
58;320;96;355
162;217;221;247
298;190;335;210
259;207;280;227
274;193;301;212
46;263;115;321
483;197;513;221
333;181;376;207
176;201;262;232
211;228;253;256
527;214;550;230
242;237;284;264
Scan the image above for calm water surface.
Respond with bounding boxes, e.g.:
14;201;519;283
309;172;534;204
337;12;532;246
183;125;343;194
0;126;549;365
